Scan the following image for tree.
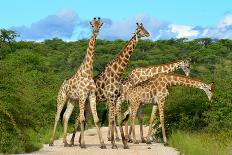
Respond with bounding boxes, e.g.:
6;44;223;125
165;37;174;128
0;29;19;43
0;29;19;53
193;38;213;48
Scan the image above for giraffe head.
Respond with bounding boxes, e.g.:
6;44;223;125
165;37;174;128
180;58;191;76
90;17;103;36
135;23;150;38
200;82;215;101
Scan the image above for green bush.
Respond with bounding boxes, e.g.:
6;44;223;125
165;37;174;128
0;38;231;153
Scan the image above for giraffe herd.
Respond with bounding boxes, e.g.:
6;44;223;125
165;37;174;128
49;18;215;149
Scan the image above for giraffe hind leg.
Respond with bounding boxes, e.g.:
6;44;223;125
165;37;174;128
89;92;106;149
63;100;75;147
49;91;67;146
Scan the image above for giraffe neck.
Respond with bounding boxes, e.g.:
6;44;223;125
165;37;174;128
101;34;138;79
123;60;183;93
164;74;204;90
164;60;183;72
78;34;96;76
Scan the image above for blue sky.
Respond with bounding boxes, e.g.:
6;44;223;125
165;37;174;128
1;0;232;41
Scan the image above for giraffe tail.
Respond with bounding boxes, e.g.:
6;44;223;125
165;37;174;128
121;111;130;126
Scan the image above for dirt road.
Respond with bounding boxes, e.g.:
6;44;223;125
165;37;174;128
32;126;179;155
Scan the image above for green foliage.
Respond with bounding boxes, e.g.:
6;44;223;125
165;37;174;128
0;37;231;153
169;131;231;155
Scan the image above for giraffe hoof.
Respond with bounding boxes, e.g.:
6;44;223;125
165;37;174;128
123;145;129;149
164;142;169;146
70;140;75;146
49;142;54;146
80;144;86;149
141;138;147;143
128;139;133;143
100;145;107;149
133;140;139;144
112;145;118;149
146;141;152;144
115;137;120;142
64;143;71;147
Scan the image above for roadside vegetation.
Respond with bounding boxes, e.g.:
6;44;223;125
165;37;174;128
0;29;231;154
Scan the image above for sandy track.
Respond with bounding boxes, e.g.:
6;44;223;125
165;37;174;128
31;126;179;155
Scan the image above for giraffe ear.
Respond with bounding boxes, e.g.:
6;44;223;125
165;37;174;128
100;22;103;27
187;58;192;62
93;17;96;20
210;82;215;92
98;17;101;20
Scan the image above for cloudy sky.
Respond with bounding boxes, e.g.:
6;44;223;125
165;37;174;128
1;0;232;41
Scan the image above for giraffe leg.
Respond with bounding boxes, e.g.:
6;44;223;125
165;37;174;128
128;124;133;143
130;105;139;144
70;114;80;146
157;99;167;145
70;101;90;146
63;100;75;147
123;109;130;141
114;107;120;141
116;97;129;149
122;108;131;142
107;111;111;141
89;92;106;149
108;99;117;149
49;91;67;146
79;97;87;149
137;106;146;143
114;124;120;141
146;104;158;144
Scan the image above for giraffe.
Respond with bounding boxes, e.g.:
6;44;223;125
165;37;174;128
70;23;150;149
118;59;191;142
49;17;106;149
117;73;214;144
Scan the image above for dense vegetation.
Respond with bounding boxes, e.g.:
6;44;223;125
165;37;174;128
0;35;232;154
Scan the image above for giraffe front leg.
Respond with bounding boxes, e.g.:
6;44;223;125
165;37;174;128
157;100;168;145
70;114;80;146
49;92;67;146
146;104;158;144
107;112;111;141
108;100;117;149
116;98;129;149
79;98;87;149
114;107;120;141
130;105;139;144
63;100;74;147
137;106;146;143
89;92;106;149
122;108;131;142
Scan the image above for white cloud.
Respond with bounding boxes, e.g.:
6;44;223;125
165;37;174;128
9;11;232;41
169;24;199;38
217;13;232;28
11;9;80;40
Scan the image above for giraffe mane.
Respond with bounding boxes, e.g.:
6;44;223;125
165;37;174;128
133;59;185;70
94;35;137;78
130;72;207;89
156;73;206;83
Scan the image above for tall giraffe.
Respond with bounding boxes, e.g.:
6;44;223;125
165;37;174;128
70;23;150;149
117;73;214;144
118;59;191;142
49;17;106;149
